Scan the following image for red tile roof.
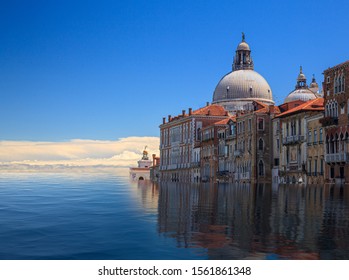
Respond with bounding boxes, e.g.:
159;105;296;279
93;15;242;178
192;104;228;116
214;117;235;125
276;98;324;118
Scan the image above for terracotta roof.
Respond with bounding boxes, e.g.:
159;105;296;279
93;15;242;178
214;116;236;125
192;104;228;116
278;100;306;113
253;101;281;115
276;98;324;118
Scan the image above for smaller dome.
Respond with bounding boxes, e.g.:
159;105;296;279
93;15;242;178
284;67;318;103
237;41;250;51
285;89;317;103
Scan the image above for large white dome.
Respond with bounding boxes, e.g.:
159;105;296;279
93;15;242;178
212;69;273;105
212;35;274;112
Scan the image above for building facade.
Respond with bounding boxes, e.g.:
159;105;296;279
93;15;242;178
305;112;325;185
322;60;349;184
233;102;279;184
277;98;324;184
159;104;229;182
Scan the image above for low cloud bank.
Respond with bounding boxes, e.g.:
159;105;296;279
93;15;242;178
0;137;159;171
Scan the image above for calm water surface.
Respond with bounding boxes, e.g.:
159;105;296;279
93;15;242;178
0;171;348;260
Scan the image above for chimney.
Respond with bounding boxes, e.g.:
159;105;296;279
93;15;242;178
162;117;166;124
189;108;192;115
182;109;185;116
168;115;171;122
206;101;210;106
207;109;211;115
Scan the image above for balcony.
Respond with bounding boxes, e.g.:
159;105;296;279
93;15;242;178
325;153;349;163
191;162;200;168
233;149;242;157
320;116;338;127
282;135;305;145
226;133;236;140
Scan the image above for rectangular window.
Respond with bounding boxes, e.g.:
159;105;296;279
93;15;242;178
248;119;252;132
314;159;318;176
313;130;317;144
320;159;324;175
258;118;264;130
319;128;323;143
308;160;312;175
308;130;312;145
327;76;330;83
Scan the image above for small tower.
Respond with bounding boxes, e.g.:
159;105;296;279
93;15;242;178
233;32;254;71
129;146;153;181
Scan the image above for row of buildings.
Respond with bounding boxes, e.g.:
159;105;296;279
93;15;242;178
157;34;349;185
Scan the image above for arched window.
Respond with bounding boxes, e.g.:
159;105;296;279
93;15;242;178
334;75;338;93
258;138;264;151
258;160;265;176
338;76;342;92
336;101;339;117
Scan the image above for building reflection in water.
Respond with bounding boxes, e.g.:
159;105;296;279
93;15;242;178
133;181;349;259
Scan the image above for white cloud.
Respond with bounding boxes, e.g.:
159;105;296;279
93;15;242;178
0;137;160;171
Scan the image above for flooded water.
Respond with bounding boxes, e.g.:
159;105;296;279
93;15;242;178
0;171;348;259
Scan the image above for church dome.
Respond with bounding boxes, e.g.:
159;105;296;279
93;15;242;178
284;67;318;103
212;34;274;112
284;88;317;103
213;70;273;103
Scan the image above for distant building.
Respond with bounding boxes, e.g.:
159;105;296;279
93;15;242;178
129;147;152;181
322;60;349;184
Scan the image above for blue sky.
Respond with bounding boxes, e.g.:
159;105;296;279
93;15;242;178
1;0;349;141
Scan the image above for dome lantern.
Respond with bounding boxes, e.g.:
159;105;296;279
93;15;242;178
233;32;254;71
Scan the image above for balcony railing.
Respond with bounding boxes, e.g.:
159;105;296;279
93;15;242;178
325;152;349;163
282;135;305;145
233;149;242;157
191;162;200;168
241;172;250;179
320;116;338;127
